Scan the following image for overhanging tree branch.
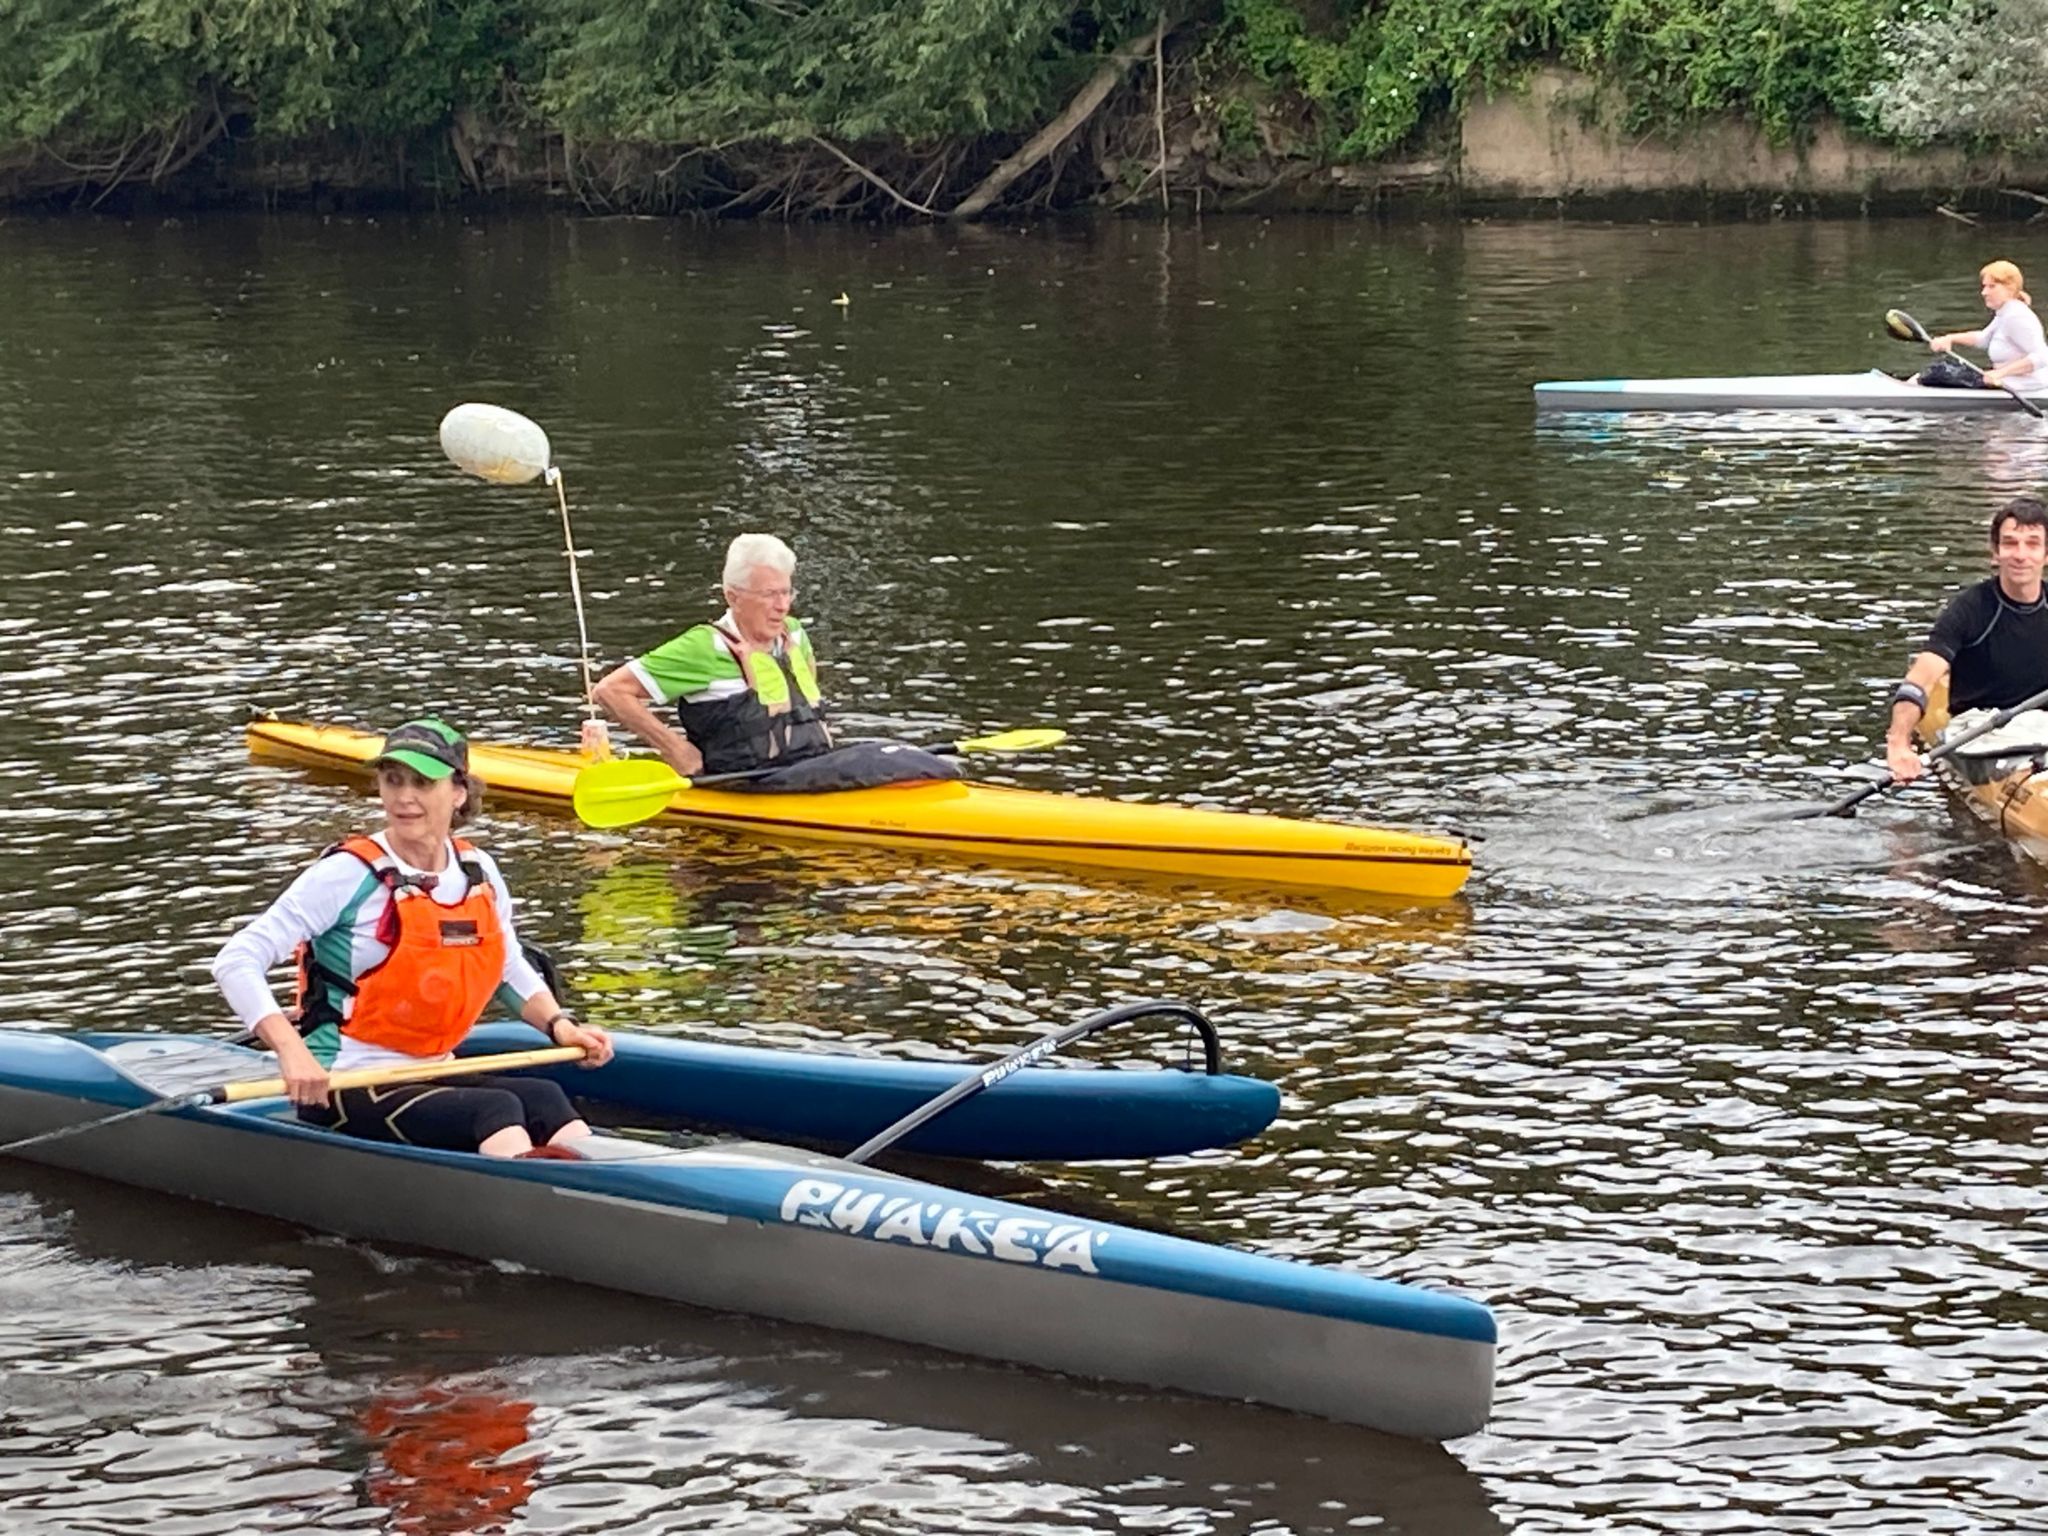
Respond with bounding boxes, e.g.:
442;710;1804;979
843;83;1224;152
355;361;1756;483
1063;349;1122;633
950;18;1169;220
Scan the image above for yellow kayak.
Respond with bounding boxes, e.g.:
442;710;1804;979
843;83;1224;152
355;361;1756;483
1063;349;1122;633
246;719;1472;899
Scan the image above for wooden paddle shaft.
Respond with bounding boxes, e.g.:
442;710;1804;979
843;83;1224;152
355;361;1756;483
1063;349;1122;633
215;1045;586;1103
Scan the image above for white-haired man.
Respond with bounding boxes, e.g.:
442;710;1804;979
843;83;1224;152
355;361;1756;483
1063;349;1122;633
590;532;834;778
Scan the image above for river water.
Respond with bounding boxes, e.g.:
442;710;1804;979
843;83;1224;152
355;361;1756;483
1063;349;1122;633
1;213;2044;1534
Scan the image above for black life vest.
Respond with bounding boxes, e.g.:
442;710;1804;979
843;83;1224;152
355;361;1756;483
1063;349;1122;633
676;631;833;775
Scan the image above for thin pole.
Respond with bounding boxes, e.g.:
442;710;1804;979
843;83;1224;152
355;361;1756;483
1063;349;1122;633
548;466;598;717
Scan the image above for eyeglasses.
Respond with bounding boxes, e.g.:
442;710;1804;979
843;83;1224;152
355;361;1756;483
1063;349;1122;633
735;586;795;602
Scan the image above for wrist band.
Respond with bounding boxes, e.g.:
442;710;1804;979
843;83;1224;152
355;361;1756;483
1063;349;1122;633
1892;681;1929;714
543;1011;575;1040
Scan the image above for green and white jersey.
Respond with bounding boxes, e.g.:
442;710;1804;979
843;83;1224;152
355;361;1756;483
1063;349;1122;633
627;612;817;706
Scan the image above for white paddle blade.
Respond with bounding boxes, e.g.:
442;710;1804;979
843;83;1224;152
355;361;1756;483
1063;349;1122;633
439;402;551;485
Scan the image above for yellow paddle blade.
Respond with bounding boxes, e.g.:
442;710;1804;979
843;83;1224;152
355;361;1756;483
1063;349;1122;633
571;757;692;828
954;727;1067;753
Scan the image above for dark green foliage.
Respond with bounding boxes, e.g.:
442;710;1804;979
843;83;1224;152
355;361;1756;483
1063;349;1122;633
1576;0;1896;142
1212;0;1906;157
1214;94;1262;158
539;0;1155;145
0;0;1953;204
0;0;528;166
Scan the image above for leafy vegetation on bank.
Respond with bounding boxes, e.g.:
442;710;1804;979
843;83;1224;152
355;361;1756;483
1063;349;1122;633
0;0;1979;213
1864;0;2048;148
541;0;1154;143
0;2;525;167
1213;0;1903;157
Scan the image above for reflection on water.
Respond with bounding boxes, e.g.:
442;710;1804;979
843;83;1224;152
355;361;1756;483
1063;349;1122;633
554;843;1466;1057
3;213;2048;1532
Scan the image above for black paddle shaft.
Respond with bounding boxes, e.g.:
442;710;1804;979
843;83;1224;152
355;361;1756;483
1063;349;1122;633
844;999;1224;1165
0;1090;210;1159
1887;307;2046;419
669;740;976;793
1806;679;2048;819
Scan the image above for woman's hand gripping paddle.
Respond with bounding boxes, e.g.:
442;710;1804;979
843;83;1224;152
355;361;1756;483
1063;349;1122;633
1887;308;2046;419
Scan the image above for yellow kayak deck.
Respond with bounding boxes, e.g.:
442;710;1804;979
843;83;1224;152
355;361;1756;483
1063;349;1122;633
246;720;1472;899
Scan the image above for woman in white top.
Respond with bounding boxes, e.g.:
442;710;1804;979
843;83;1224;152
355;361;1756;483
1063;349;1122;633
1930;260;2048;393
212;717;614;1158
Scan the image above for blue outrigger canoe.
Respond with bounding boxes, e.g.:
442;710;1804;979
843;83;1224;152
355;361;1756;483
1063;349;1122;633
0;1019;1496;1441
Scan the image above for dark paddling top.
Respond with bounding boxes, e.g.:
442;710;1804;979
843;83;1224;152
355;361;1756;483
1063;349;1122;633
1924;577;2048;712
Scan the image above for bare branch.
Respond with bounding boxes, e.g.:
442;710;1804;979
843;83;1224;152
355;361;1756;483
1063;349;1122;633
951;18;1168;220
807;136;943;216
1154;17;1168;212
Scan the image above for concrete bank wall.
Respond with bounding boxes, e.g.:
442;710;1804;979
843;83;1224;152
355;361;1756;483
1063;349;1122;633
1458;67;2047;209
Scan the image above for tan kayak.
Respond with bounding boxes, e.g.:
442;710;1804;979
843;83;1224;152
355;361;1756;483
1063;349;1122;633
1921;683;2048;861
246;719;1473;900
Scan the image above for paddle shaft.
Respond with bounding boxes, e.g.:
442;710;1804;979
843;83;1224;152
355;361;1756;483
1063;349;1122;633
0;1045;586;1157
579;744;969;804
1893;308;2046;419
690;741;980;791
1818;680;2048;818
574;731;1065;812
844;1000;1221;1165
216;1044;585;1102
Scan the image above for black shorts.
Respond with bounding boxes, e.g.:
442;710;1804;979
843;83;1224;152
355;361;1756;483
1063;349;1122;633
298;1072;580;1151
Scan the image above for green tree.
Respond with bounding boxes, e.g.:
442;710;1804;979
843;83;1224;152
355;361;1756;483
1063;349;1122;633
1864;0;2048;148
0;0;525;179
541;0;1155;145
1211;0;1900;156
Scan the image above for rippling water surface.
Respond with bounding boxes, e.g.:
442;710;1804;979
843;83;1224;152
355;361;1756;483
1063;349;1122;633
2;213;2046;1534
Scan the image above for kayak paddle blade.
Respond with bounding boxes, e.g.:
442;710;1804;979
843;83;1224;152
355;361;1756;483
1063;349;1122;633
954;727;1067;753
1885;308;1930;345
571;758;691;828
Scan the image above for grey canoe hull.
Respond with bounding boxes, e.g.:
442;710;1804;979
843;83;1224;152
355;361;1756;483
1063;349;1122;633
0;1056;1494;1442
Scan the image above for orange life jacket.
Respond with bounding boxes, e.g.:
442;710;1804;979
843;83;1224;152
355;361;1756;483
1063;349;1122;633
293;834;506;1060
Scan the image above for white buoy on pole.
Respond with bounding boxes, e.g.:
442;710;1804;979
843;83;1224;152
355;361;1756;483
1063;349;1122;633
436;401;598;729
438;402;552;485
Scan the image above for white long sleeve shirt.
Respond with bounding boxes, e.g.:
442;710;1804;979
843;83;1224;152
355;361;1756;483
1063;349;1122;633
1980;300;2048;392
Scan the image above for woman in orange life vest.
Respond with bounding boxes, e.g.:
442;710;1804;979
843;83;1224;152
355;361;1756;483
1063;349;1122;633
210;718;614;1158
